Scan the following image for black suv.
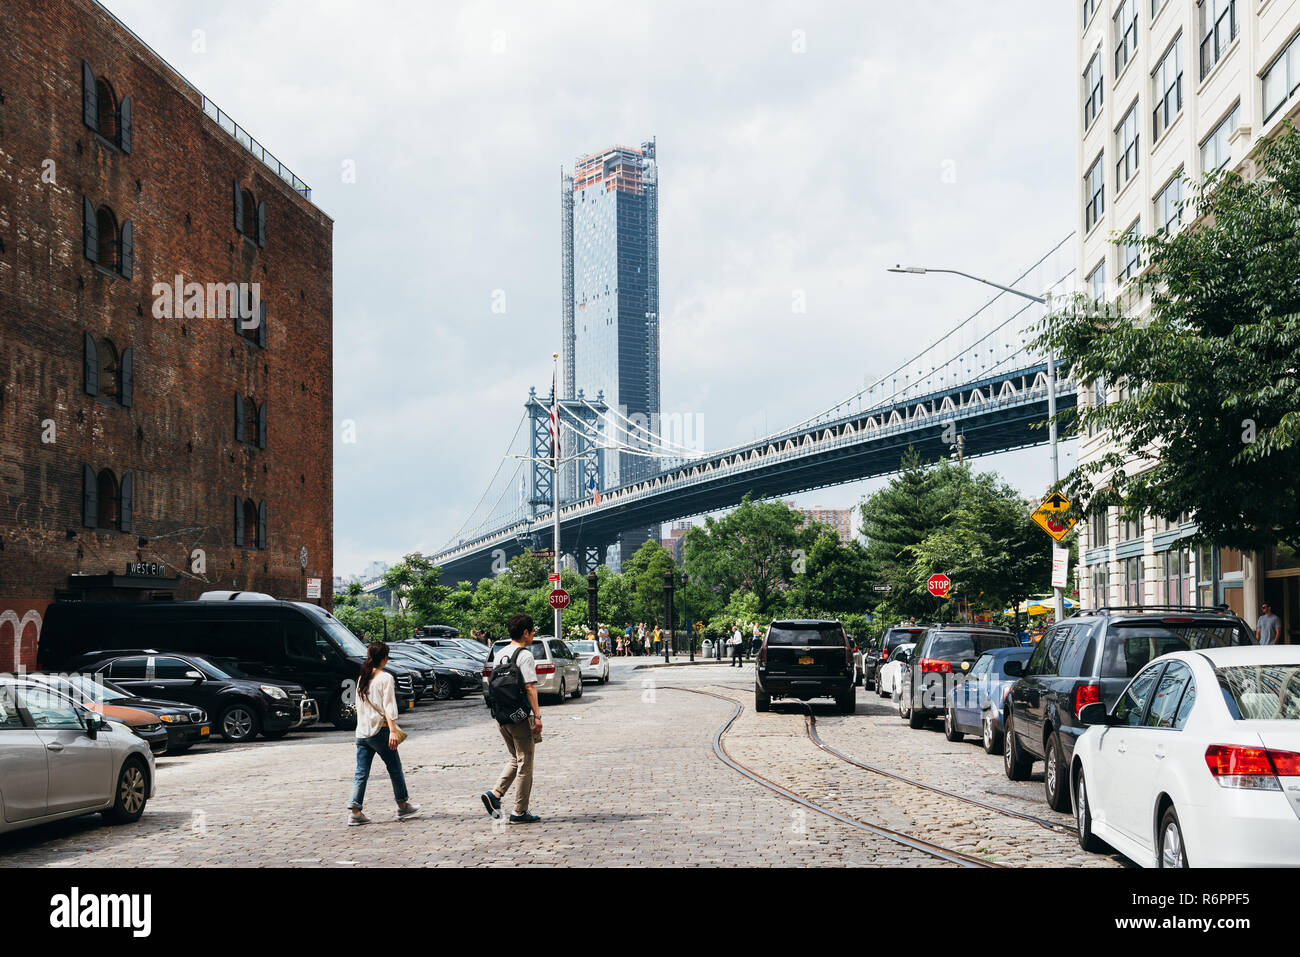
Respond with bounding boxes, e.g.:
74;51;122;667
864;625;929;695
1002;605;1255;812
755;620;856;714
898;627;1020;730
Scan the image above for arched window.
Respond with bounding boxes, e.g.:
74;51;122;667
98;338;119;400
95;206;118;270
96;469;119;530
241;189;255;223
95;77;117;140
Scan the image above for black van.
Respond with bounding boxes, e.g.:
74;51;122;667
37;596;416;730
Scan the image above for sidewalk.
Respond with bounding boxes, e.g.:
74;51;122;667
633;657;748;669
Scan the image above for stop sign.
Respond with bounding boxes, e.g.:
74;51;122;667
927;574;952;598
547;588;571;610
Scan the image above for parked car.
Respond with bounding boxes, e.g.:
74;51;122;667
485;637;583;702
878;642;916;700
77;653;309;743
898;627;1021;731
1003;605;1256;812
865;626;930;695
0;677;155;835
26;673;210;755
566;639;610;684
943;647;1032;753
414;624;462;640
39;596;415;730
410;636;488;661
402;644;483;699
1071;645;1300;867
755;619;855;714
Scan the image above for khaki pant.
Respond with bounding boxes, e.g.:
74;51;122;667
494;720;535;815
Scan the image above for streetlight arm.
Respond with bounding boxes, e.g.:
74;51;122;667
889;266;1045;304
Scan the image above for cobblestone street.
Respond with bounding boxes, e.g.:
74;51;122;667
0;659;1126;867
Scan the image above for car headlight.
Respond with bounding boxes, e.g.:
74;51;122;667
260;685;288;700
453;669;473;677
136;723;163;733
159;713;190;723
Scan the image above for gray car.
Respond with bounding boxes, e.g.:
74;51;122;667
0;677;156;836
486;637;583;702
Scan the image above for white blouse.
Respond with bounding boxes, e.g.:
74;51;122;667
355;670;398;739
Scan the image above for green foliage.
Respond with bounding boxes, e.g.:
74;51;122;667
1038;123;1300;550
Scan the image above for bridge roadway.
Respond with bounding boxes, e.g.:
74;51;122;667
433;364;1076;584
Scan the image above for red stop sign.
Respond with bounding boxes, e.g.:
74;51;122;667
927;574;952;598
547;588;571;610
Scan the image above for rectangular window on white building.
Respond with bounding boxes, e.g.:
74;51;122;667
1116;103;1140;190
1262;30;1300;123
1084;152;1105;231
1119;219;1142;281
1088;260;1106;301
1152;36;1182;141
1084;0;1101;30
1200;102;1240;173
1084;52;1104;129
1115;0;1139;76
1155;171;1184;235
1199;0;1238;80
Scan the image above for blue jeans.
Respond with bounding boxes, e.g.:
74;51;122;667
348;730;408;809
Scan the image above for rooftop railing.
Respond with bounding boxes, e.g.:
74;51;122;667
201;97;312;200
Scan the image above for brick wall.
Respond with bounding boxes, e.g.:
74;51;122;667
0;0;334;671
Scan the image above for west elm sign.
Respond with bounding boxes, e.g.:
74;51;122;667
125;562;166;577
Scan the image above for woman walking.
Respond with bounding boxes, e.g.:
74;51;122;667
347;641;420;826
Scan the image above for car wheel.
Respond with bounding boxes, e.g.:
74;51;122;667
1075;767;1106;853
218;703;261;742
555;679;566;704
755;684;771;713
895;684;909;720
944;708;964;742
430;676;454;701
1044;733;1071;812
878;674;890;698
1002;713;1032;781
572;675;583;699
836;686;856;715
908;704;926;730
982;712;1004;755
103;756;149;824
328;694;357;731
1158;806;1189;868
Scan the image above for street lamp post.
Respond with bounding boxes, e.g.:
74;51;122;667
887;265;1064;624
663;570;674;662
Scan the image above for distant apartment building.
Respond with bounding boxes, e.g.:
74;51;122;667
1074;0;1300;637
660;520;692;564
785;503;855;545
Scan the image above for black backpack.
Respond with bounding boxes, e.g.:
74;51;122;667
486;648;530;725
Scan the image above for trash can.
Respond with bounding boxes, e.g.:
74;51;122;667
702;639;714;659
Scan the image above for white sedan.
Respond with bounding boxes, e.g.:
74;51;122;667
1071;645;1300;868
567;640;610;684
877;643;915;698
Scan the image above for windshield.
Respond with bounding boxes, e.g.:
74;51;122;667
767;626;845;647
1217;664;1300;720
64;674;129;702
1101;622;1253;679
925;633;1018;662
313;612;370;657
571;641;597;653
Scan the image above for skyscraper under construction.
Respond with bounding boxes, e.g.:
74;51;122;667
561;140;660;567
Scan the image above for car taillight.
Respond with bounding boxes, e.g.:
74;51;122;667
1204;744;1300;790
536;663;556;675
590;656;600;666
880;648;890;661
759;643;767;665
1074;683;1101;717
481;666;492;678
919;658;952;674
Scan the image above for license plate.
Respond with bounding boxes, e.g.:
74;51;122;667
798;656;814;665
200;726;210;736
408;700;415;709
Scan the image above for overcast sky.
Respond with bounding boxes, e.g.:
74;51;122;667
101;0;1080;576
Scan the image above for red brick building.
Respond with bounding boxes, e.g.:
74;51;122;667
0;0;334;671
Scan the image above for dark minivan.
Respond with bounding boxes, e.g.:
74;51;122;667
37;594;416;730
755;619;855;714
1002;605;1255;812
898;627;1021;730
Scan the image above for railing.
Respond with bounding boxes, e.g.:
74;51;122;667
1200;1;1238;81
201;97;312;200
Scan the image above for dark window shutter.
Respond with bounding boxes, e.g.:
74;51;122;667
84;332;99;396
233;179;244;233
118;95;132;152
119;471;134;532
234;391;245;443
257;500;267;549
83;464;98;528
257;402;267;449
256;300;267;348
119;220;133;278
256;201;266;248
83;196;98;263
119;346;134;406
82;61;97;129
234;496;245;546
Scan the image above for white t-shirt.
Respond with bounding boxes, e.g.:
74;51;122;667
493;643;539;683
355;669;398;739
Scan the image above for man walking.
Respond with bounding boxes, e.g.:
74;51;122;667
481;613;542;825
729;625;744;667
1257;603;1283;646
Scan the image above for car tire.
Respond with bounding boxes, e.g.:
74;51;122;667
982;712;1004;755
102;756;149;824
572;676;583;699
555;679;566;704
895;685;909;720
431;677;454;701
1158;806;1189;868
908;705;926;730
329;694;357;732
1044;732;1071;812
943;708;964;742
878;674;890;698
836;686;856;715
1002;713;1032;781
218;702;261;742
755;684;771;713
1074;767;1106;853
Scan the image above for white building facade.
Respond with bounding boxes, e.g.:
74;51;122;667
1075;0;1300;637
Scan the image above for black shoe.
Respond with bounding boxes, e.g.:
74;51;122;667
481;791;502;819
509;812;540;824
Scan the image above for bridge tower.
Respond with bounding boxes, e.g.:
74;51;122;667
525;387;607;518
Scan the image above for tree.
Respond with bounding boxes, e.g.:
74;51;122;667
1038;123;1300;550
782;529;877;616
382;554;451;622
621;540;677;624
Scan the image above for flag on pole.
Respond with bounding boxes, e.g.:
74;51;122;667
588;473;601;505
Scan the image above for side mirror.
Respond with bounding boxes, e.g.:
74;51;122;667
1079;701;1110;726
1003;660;1024;677
185;670;204;681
